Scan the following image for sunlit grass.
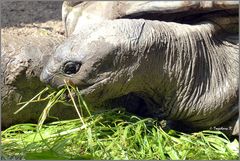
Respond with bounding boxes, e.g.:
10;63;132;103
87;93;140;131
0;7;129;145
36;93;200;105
1;82;239;160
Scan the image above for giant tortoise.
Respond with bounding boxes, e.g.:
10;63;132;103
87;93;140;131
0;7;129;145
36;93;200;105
2;1;238;136
40;1;239;136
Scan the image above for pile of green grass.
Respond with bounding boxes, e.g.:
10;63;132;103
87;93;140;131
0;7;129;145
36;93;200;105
1;83;239;160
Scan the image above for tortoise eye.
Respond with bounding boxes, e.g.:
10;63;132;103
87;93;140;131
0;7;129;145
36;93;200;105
63;61;81;75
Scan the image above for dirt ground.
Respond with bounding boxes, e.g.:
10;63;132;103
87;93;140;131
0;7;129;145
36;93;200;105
1;1;65;37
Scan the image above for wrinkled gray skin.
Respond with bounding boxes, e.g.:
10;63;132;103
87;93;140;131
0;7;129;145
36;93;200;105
41;18;239;135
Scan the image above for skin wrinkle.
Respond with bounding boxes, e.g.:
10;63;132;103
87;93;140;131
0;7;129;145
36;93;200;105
191;37;237;125
166;26;182;119
185;28;206;110
140;23;177;117
185;25;209;118
174;22;234;126
152;22;238;126
116;24;146;89
193;32;209;116
203;34;212;92
41;19;238;128
171;26;196;120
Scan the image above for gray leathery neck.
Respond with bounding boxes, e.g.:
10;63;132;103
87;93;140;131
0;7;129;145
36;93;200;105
133;20;238;127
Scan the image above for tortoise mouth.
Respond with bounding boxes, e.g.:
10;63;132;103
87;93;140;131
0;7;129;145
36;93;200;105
120;9;237;25
57;80;94;90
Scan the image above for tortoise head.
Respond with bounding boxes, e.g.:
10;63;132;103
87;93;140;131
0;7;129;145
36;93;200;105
40;20;148;104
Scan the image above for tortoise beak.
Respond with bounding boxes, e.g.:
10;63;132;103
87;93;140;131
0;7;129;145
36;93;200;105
40;69;53;84
40;69;67;88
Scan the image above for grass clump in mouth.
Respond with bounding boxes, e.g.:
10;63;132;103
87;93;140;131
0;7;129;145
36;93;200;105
1;81;239;160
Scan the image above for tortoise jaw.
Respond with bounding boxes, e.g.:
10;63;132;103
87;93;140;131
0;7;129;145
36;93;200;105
57;79;94;91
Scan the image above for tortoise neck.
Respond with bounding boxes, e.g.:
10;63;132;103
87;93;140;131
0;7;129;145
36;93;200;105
135;20;238;126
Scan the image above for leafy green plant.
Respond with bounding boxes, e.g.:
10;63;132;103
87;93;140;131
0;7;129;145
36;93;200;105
1;82;239;160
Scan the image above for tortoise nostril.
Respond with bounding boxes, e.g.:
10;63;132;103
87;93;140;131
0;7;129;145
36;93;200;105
63;61;81;75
